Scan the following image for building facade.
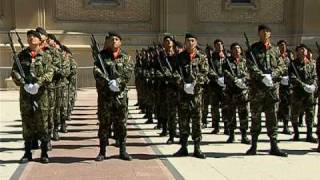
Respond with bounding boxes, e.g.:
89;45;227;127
0;0;319;88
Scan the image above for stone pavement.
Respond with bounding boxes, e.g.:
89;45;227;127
0;88;320;180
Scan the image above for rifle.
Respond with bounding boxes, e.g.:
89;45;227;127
8;32;25;78
15;30;25;49
90;34;121;104
243;32;278;101
8;32;38;111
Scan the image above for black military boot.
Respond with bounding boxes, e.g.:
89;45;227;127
282;119;292;135
211;123;220;134
226;129;235;143
119;140;132;161
241;129;251;144
159;120;168;137
269;138;288;157
223;122;229;135
306;126;317;143
193;140;206;159
60;122;68;133
246;135;258;155
20;140;32;163
40;141;50;163
52;129;60;141
31;138;39;149
173;136;188;157
96;139;107;161
166;133;174;144
292;124;300;141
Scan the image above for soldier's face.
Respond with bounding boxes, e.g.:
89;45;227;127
110;36;121;50
163;38;174;49
231;45;241;56
214;42;224;51
297;47;307;59
278;43;287;53
259;30;271;42
47;38;56;47
185;38;197;51
27;35;41;46
307;51;313;60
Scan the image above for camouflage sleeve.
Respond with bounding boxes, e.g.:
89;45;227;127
36;53;54;86
196;54;209;85
62;57;71;78
310;63;317;88
116;55;133;88
271;53;285;81
70;57;77;76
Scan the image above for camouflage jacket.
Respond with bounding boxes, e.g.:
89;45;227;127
177;50;209;94
223;56;248;94
247;41;285;93
288;58;317;95
208;51;227;89
93;49;133;93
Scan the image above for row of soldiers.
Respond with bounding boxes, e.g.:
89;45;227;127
135;25;320;159
10;27;77;163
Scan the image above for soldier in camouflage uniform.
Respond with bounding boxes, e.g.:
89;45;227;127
173;33;208;159
223;43;250;144
277;40;294;134
12;30;54;163
61;45;77;121
246;25;287;157
209;39;228;134
45;33;70;138
94;32;133;161
289;44;317;143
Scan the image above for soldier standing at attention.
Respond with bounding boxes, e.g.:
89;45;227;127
223;43;250;144
289;44;317;143
245;25;287;157
277;40;293;134
11;30;54;163
94;32;133;161
173;33;208;159
210;39;228;135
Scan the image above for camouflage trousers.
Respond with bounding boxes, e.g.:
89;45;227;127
201;85;212;125
97;92;128;141
20;88;49;142
224;91;249;131
277;85;290;122
67;80;77;120
47;86;55;133
178;92;202;141
54;84;69;127
211;88;227;129
249;89;278;139
165;86;178;135
290;92;314;128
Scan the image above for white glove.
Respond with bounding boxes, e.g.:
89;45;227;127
280;76;289;86
30;83;40;95
217;77;225;88
108;79;120;92
183;83;195;95
235;78;246;89
23;84;33;94
303;84;316;94
262;74;273;87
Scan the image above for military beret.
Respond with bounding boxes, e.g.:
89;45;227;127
27;30;41;40
258;24;271;32
214;39;224;45
230;42;241;50
295;44;309;51
35;27;48;37
185;33;197;39
163;34;175;42
108;31;122;40
277;40;288;46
